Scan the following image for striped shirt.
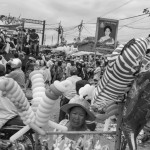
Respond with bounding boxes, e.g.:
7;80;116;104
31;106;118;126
93;38;149;110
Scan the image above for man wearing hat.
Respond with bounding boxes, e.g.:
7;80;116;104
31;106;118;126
29;29;39;56
17;26;26;52
5;58;25;89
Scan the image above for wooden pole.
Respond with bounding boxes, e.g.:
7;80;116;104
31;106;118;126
57;21;61;45
46;131;116;135
93;18;99;66
78;20;83;41
52;36;53;45
42;20;45;45
115;102;124;150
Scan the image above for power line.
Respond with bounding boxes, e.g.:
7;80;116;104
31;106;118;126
119;16;148;30
63;26;78;33
63;25;78;30
85;0;133;23
119;16;148;27
83;25;93;35
119;30;149;37
119;13;147;21
102;0;134;17
46;23;59;26
123;25;150;30
84;12;149;25
64;31;78;36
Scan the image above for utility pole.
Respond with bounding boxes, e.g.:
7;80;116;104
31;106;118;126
57;21;61;45
52;36;53;45
60;27;64;44
42;20;46;45
78;20;83;42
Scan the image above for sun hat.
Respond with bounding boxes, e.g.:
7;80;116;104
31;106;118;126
61;95;95;121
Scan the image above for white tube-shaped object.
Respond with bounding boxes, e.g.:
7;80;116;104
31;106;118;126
30;72;71;132
0;78;7;90
30;71;45;113
10;125;30;142
48;120;68;131
103;118;111;131
35;96;55;127
1;78;35;125
29;123;46;135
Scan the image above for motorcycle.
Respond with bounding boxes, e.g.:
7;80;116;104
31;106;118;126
0;116;45;150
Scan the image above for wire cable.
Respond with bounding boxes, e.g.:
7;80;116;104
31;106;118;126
119;16;148;30
119;13;147;21
46;23;59;26
85;0;133;23
102;0;134;17
83;25;93;35
122;25;150;30
83;13;149;25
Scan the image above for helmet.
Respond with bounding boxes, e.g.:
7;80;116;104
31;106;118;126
10;58;22;69
29;57;36;62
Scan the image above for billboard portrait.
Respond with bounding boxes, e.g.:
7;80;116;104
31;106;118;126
95;17;119;51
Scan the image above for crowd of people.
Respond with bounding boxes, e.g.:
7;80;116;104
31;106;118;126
0;27;39;56
1;25;150;149
0;26;113;149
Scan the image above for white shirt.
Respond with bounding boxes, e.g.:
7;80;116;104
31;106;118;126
63;75;82;99
46;60;53;69
0;91;18;128
94;66;101;80
0;20;5;25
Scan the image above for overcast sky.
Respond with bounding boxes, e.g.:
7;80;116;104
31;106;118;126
1;0;150;45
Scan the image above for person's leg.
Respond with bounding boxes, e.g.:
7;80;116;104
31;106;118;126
34;43;38;56
26;79;32;89
29;43;33;54
36;44;39;56
17;42;20;52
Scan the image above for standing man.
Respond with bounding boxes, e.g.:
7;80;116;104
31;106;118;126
17;27;26;52
29;29;39;56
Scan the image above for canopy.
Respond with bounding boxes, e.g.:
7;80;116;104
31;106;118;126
72;51;94;57
0;24;22;30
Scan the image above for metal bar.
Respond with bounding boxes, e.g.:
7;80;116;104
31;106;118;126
42;20;46;45
115;102;124;150
93;18;99;66
34;133;39;150
22;18;43;25
46;131;116;135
